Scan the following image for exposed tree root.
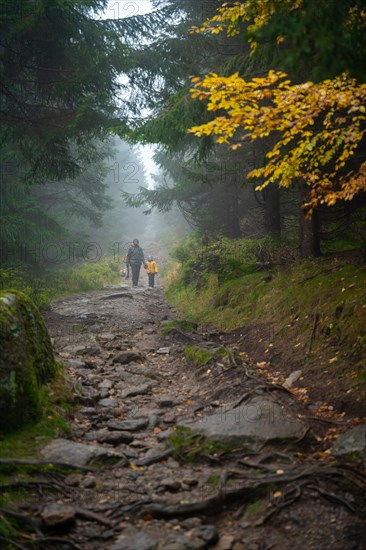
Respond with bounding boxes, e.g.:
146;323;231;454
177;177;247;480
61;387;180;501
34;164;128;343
0;458;93;472
0;536;28;550
108;464;365;520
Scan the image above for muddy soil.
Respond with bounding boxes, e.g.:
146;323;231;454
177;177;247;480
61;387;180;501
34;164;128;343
4;281;366;550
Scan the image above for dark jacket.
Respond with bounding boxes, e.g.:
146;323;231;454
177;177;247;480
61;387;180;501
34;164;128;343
127;244;145;265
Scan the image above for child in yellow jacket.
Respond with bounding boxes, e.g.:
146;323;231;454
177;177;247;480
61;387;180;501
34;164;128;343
145;256;158;288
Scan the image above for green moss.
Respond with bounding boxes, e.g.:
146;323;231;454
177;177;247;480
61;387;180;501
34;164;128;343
245;499;266;516
184;345;213;367
206;474;221;486
353;368;366;386
166;427;235;462
0;290;58;433
161;319;198;335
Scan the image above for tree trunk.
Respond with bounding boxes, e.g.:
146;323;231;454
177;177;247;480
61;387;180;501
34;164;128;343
299;186;321;257
225;182;241;238
263;186;281;237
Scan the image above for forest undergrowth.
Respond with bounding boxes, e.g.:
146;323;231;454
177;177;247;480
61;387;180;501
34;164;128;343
166;236;366;417
0;259;120;310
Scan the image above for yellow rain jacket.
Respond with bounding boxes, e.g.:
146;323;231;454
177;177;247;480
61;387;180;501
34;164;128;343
146;260;158;273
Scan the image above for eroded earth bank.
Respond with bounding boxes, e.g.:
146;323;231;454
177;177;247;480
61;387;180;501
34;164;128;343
8;283;366;549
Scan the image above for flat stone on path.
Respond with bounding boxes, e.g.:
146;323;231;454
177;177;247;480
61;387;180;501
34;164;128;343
121;383;153;398
41;439;125;467
41;503;76;528
283;370;303;388
100;292;133;300
112;351;144;364
109;527;158;550
156;347;170;354
107;418;149;431
66;358;86;369
332;424;366;459
98;398;118;407
125;364;160;380
63;344;87;355
98;332;117;341
99;431;134;445
179;397;306;450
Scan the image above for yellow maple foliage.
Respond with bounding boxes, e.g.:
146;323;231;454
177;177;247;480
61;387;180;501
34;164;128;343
188;2;366;213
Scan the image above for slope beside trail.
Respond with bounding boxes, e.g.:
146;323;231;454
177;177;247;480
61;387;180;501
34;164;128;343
10;280;366;549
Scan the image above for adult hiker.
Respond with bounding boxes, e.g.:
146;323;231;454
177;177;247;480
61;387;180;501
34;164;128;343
146;255;158;288
126;238;146;287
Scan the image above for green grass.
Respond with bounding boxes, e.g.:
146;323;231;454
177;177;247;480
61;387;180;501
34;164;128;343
167;257;366;354
245;499;266;516
0;257;120;309
184;345;213;367
160;319;198;335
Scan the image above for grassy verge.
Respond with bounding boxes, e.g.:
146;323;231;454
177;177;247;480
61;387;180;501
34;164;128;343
0;257;120;309
167;257;366;354
165;237;366;414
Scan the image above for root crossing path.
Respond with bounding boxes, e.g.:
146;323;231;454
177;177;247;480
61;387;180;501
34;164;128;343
7;285;366;549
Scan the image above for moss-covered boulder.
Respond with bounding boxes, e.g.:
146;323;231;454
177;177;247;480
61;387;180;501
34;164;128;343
0;290;57;433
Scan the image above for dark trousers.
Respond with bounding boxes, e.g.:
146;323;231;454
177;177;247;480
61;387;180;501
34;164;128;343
148;273;156;288
130;262;141;286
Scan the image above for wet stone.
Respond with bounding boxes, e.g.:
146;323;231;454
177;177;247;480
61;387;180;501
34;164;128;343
158;479;182;492
98;333;117;341
100;292;133;301
109;527;158;550
157;347;171;354
192;525;219;544
163;413;177;424
85;430;108;442
41;503;76;528
66;359;86;369
332;424;366;459
98;398;118;408
283;370;303;388
63;344;87;355
125;364;160;380
64;473;83;487
100;379;113;389
81;476;96;488
159;535;193;550
121;383;153;398
158;396;179;408
41;438;125;467
179;396;306;450
116;445;138;459
216;534;236;550
107;418;149;431
112;351;144;364
182;478;199;487
100;431;134;445
83;345;102;355
166;457;180;469
79;386;100;400
157;428;173;441
79;407;98;416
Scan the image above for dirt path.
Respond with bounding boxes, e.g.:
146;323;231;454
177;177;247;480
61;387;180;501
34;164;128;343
7;283;365;549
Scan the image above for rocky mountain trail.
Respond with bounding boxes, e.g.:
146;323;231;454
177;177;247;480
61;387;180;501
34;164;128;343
3;284;366;549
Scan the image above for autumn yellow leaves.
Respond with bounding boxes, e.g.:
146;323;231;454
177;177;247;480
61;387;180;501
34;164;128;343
188;2;366;215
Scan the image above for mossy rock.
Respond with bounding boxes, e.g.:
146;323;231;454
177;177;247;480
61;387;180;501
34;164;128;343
0;290;57;433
